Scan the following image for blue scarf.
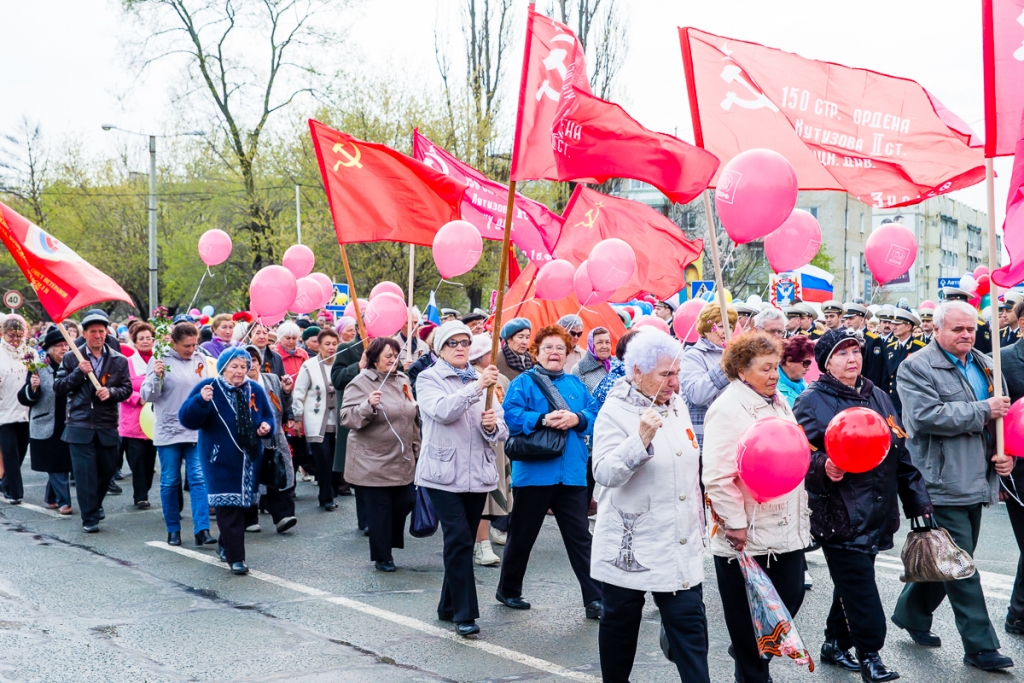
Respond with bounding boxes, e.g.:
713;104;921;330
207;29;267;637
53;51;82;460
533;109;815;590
443;359;478;384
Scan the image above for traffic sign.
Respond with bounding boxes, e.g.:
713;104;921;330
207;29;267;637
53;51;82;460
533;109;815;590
690;280;716;301
937;278;961;298
4;290;23;309
325;283;350;312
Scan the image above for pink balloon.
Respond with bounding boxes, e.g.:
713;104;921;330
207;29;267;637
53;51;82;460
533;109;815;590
290;277;324;314
364;291;408;338
535;259;576;301
672;299;706;343
588;239;636;291
573;261;614;306
198;229;232;267
736;417;811;503
282;244;315;279
715;149;798;244
804;358;821;384
308;273;334;309
1005;399;1024;457
343;297;370;319
865;223;917;284
974;265;990;279
250;265;297;316
764;209;821;273
370;281;404;300
433;220;483;279
633;315;670;334
188;308;201;317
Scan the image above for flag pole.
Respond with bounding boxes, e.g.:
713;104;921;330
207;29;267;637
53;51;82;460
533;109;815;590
701;190;732;342
406;244;416;363
339;244;369;350
56;322;103;390
487;182;516;409
986;158;1006;461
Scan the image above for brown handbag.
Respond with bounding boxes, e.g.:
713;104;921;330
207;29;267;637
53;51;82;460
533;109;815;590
900;517;977;583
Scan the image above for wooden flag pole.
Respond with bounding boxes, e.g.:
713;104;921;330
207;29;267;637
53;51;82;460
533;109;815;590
406;244;416;363
986;158;1007;460
56;322;103;390
487;180;517;409
339;244;369;350
701;190;732;343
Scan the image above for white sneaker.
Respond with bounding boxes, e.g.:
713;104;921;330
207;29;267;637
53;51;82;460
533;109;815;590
489;526;507;546
474;540;500;566
245;524;262;533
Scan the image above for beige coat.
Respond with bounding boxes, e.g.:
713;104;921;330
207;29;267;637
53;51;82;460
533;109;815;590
481;373;512;517
702;379;811;558
338;368;421;487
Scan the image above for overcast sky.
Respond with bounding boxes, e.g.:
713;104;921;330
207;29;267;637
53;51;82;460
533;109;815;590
0;0;1013;225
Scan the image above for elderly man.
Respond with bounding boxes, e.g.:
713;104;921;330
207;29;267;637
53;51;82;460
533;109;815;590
941;287;992;354
53;311;132;533
557;314;587;372
892;300;1013;671
821;300;844;330
752;306;786;339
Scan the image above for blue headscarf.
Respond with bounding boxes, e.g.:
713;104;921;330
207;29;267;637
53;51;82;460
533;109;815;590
216;346;252;374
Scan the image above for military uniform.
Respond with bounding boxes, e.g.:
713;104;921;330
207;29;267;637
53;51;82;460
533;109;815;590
1001;326;1022;349
883;337;927;415
821;300;845;331
862;330;887;387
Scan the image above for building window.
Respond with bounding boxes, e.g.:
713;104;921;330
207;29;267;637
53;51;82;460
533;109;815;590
941;215;958;239
859;214;864;234
966;224;982;272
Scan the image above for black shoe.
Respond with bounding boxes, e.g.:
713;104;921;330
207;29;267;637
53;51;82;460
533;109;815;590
217;543;228;563
1006;614;1024;635
113;468;124;481
321;502;338;511
337;487;353;497
98;508;105;521
136;500;151;509
195;530;216;546
495;591;531;610
375;561;397;572
964;650;1014;671
585;600;603;620
275;516;297;534
83;524;99;533
167;532;182;546
230;561;249;575
456;621;480;637
890;615;940;647
821;639;859;671
107;481;122;495
858;651;899;682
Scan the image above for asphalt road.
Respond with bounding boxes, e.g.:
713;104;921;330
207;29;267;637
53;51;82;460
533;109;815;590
1;465;1023;683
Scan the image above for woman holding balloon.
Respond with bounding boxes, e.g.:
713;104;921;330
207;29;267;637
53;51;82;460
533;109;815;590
793;328;932;683
702;331;810;683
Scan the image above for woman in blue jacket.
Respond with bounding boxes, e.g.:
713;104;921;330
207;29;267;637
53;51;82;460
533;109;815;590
179;347;275;576
495;324;603;620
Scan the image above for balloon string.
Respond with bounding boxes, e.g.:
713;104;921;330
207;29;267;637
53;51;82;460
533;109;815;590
501;297;535;314
436;278;465;292
186;267;212;313
642;317;699;409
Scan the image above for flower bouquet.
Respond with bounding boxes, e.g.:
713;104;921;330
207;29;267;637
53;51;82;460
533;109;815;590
22;347;47;374
150;306;173;386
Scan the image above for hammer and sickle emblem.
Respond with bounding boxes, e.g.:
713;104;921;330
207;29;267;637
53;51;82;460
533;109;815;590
574;201;603;229
332;142;362;170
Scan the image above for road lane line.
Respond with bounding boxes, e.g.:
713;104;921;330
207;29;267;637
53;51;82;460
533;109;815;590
1;501;65;518
146;541;601;682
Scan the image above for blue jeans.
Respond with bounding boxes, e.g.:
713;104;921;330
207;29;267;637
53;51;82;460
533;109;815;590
44;473;72;509
158;443;210;534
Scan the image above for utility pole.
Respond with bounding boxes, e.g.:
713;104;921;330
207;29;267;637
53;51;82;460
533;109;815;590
148;135;157;315
296;185;302;244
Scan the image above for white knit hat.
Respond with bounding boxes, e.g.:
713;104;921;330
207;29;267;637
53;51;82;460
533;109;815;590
433;320;473;354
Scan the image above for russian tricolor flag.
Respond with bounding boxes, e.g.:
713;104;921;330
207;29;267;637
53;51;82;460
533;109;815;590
792;264;834;302
425;290;441;326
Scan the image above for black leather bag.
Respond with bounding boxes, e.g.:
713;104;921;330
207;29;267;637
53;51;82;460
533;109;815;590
505;373;568;463
259;447;289;490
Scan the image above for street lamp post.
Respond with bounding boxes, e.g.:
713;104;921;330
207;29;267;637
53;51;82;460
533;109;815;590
101;125;204;315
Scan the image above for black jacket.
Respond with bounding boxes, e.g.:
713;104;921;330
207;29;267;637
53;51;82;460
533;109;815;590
793;374;933;553
53;344;132;432
408;351;437;398
254;345;285;378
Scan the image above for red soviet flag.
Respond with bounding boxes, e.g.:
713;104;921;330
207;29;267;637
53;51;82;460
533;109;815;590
983;0;1024;157
993;112;1024;287
309;120;466;246
0;201;133;322
679;27;985;208
557;186;704;301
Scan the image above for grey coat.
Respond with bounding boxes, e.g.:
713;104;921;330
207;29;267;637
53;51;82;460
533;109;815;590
896;341;1005;507
17;359;71;473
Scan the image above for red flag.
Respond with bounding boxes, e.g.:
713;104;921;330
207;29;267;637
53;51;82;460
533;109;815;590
412;130;562;263
507;245;522;286
309;120;466;246
679;27;985;209
557;186;704;301
0;201;133;322
983;0;1024;157
993;113;1024;287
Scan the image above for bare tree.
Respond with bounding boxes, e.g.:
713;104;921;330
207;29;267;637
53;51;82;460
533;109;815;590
0;117;49;226
122;0;348;271
549;0;629;99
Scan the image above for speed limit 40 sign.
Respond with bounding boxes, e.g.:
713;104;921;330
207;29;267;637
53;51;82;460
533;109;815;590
4;290;23;309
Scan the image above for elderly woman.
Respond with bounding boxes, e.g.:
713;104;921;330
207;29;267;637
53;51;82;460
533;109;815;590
120;322;158;508
294;328;342;510
200;314;235;359
778;334;815;407
415;320;507;637
556;314;586;372
18;328;73;514
335;316;357;344
570;327;613;392
591;329;641;408
141;322;216;547
794;329;932;682
0;317;30;505
497;324;603;620
702;332;811;683
179;347;275;575
678;303;738;449
496;317;533;381
593;330;710;683
340;337;421;571
275;321;309;380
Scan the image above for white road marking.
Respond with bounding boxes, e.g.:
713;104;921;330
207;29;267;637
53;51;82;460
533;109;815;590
146;541;601;682
1;501;66;519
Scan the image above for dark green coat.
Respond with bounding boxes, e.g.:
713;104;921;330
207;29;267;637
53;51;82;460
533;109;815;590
330;336;365;473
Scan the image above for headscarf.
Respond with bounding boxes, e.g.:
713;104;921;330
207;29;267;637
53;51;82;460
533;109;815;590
216;346;252;374
587;327;611;372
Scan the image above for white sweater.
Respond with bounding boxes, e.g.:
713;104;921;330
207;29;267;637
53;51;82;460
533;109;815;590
0;341;29;424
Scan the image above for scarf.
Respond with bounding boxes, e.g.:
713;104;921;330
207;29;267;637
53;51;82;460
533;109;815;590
443;359;478;384
819;372;873;401
501;342;534;373
587;329;611;372
531;366;570;411
218;378;261;461
137;349;154;364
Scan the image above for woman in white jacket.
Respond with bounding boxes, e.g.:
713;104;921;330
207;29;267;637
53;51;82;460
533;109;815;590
592;330;709;683
702;331;811;683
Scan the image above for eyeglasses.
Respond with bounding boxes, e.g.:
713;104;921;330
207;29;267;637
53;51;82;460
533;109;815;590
568;330;582;338
765;329;785;337
796;359;813;368
444;339;472;348
540;345;567;354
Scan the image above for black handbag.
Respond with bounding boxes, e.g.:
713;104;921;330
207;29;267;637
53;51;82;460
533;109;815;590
259;447;289;490
505;372;568;463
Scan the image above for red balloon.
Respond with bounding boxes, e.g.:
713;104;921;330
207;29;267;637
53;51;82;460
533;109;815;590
1005;399;1024;457
976;274;991;297
824;407;891;473
736;417;810;503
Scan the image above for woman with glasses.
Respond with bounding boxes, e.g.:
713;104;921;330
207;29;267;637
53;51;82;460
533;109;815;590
0;317;30;505
294;329;342;511
497;324;603;621
778;335;815;408
415;320;507;637
678;303;738;449
556;314;586;372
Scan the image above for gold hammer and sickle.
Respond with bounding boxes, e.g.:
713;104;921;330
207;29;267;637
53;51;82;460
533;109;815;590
574;201;603;229
332;142;362;170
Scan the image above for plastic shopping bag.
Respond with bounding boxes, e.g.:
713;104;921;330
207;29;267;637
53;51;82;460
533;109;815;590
737;551;814;671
